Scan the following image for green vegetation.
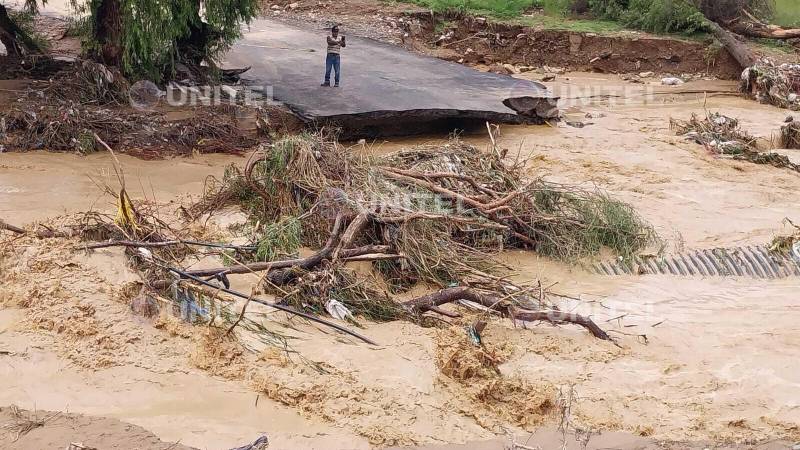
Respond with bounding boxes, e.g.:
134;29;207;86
255;216;302;262
773;0;800;27
403;0;775;35
582;0;709;34
6;7;50;52
515;13;625;32
68;0;260;82
406;0;542;18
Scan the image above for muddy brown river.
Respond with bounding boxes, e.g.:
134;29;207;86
1;74;799;449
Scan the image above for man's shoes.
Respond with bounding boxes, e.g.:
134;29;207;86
320;82;331;87
334;83;340;87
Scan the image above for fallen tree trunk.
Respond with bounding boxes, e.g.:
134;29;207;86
404;286;611;340
0;219;25;234
708;21;757;69
183;214;396;279
185;213;345;277
728;22;800;40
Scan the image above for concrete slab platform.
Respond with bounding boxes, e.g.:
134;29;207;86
224;19;557;136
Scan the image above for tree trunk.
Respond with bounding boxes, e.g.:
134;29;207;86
174;0;220;66
0;4;41;56
708;21;757;69
727;21;800;40
93;0;123;67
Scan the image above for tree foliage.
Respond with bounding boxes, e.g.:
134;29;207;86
77;0;260;81
587;0;709;33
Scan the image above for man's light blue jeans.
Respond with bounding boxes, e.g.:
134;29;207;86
324;53;341;85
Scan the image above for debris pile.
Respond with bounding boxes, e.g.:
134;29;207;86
770;218;800;256
781;118;800;149
740;61;800;110
0;103;258;157
671;112;800;172
0;59;266;157
3;132;658;348
167;134;656;339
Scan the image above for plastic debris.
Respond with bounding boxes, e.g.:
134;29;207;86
661;77;684;86
326;298;354;321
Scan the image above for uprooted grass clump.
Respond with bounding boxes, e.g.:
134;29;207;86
671;112;800;173
185;133;655;330
211;134;656;263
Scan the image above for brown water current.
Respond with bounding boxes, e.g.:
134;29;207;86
1;73;799;448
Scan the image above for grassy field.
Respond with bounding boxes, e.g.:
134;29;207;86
404;0;799;35
403;0;626;32
405;0;541;18
773;0;800;27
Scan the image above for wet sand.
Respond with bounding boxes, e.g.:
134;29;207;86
2;73;800;449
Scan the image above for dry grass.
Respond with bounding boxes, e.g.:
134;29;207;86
190;326;248;380
435;324;556;430
1;405;58;442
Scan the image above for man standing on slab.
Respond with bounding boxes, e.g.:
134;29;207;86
321;25;345;87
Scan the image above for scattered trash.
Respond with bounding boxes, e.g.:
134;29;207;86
639;71;654;78
68;444;98;450
466;320;487;346
325;299;354;321
741;61;800;110
229;435;270;450
136;247;154;261
671;112;800;172
661;77;684;86
566;120;590;128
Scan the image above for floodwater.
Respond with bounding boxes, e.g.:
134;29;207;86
2;74;800;448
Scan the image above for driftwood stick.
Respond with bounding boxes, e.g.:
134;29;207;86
0;219;75;239
379;167;502;198
509;307;610;341
332;212;371;261
341;253;404;263
0;219;25;234
379;168;487;210
80;239;256;251
404;287;610;340
185;213;344;277
426;305;462;318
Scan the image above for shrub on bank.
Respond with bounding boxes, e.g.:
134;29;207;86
587;0;709;34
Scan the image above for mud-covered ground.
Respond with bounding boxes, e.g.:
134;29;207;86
2;72;800;449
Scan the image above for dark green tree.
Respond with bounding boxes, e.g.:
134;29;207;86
82;0;260;81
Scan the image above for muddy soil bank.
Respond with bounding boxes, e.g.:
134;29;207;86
0;406;194;450
271;0;744;78
414;14;743;79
